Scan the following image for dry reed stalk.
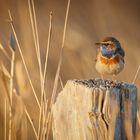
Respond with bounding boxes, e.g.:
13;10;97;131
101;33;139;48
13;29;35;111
8;10;40;109
0;43;11;61
28;6;47;135
59;75;64;89
4;98;7;140
1;64;11;80
50;0;70;106
29;0;46;102
42;11;52;104
24;107;38;139
43;12;52;87
8;47;15;140
40;101;46;140
28;0;39;59
28;0;45;104
1;65;11;104
8;106;12;140
46;111;51;140
37;12;53;140
28;2;45;138
31;0;41;61
37;103;43;140
132;64;140;84
137;112;140;129
31;3;48;124
41;100;49;140
9;40;15;106
28;0;43;86
46;0;71;139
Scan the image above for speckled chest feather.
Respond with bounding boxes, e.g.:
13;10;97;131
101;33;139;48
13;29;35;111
95;52;124;75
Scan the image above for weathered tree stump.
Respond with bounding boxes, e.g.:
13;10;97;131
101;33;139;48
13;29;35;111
52;79;137;140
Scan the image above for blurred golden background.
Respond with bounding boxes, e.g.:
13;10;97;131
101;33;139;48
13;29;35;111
0;0;140;139
0;0;140;81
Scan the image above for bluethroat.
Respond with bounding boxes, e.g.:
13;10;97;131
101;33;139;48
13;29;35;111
95;37;125;78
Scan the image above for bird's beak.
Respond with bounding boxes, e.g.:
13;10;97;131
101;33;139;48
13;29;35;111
95;42;101;45
95;42;107;45
95;42;113;46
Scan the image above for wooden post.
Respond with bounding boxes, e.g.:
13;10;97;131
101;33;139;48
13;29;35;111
52;79;137;140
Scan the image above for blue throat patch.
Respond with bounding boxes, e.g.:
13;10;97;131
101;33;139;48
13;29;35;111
101;46;114;58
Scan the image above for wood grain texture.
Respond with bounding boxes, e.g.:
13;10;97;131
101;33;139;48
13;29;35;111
52;79;137;140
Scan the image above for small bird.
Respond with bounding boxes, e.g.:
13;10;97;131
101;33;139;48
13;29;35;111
95;37;125;79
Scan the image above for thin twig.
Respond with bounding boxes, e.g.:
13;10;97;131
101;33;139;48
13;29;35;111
0;43;11;61
10;50;15;104
38;11;52;140
31;0;43;89
46;0;71;139
132;64;140;84
28;0;39;58
46;112;51;140
31;0;41;59
137;111;140;128
28;0;44;95
4;98;7;140
25;107;38;139
59;75;64;89
43;11;52;96
1;67;11;103
38;12;52;139
28;0;39;59
37;104;43;140
28;1;44;138
8;49;15;140
8;10;40;109
40;100;48;140
8;106;12;140
50;0;70;108
41;100;49;140
28;2;45;138
28;0;43;84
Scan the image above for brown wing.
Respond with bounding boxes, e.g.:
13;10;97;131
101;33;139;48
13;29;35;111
116;47;125;57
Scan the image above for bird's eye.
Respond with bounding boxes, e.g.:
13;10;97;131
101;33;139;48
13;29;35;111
106;43;110;46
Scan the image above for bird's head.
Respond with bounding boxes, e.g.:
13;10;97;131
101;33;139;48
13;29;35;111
95;37;122;58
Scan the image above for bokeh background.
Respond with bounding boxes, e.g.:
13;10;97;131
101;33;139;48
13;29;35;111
0;0;140;139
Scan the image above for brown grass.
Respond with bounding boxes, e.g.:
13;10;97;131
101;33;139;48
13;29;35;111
0;0;71;139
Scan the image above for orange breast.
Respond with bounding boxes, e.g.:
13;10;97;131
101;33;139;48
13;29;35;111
99;55;120;65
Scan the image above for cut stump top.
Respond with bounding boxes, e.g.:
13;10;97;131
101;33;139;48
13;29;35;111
52;79;137;140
